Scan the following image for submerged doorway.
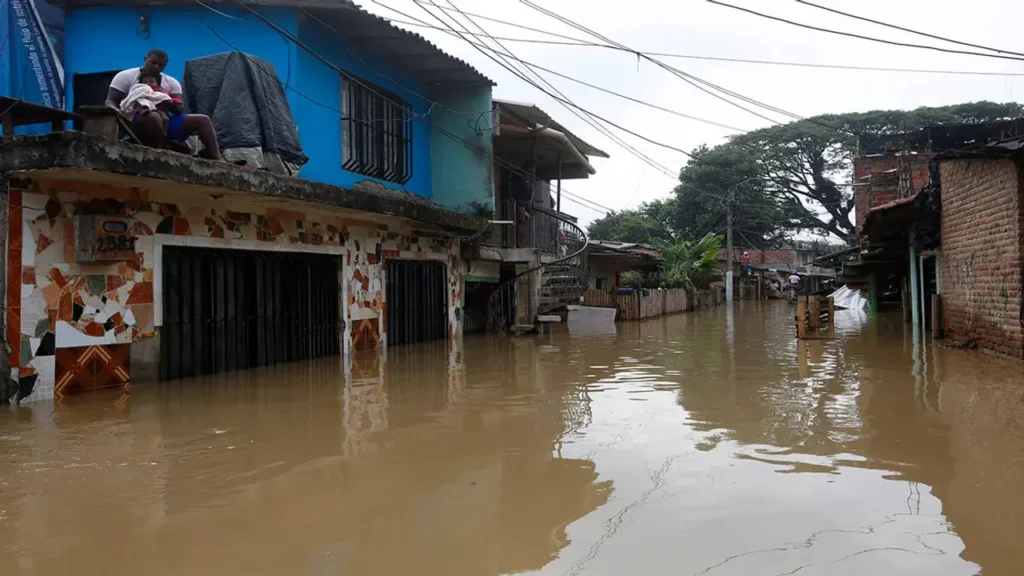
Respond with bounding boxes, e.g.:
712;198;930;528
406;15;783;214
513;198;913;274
160;247;340;380
385;260;448;347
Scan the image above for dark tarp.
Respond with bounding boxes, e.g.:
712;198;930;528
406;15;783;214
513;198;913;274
911;164;942;252
183;51;307;167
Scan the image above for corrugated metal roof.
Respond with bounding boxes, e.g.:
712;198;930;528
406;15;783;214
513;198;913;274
306;0;493;86
59;0;493;86
588;240;661;258
495;99;610;159
935;135;1024;160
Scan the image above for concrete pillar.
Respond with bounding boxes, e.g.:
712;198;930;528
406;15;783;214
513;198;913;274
530;264;543;321
909;248;920;328
868;272;879;314
918;254;927;331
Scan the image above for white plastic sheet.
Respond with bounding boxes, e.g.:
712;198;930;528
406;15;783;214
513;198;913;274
829;285;868;312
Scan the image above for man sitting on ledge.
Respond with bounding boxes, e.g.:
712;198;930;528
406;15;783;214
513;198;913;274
105;49;223;161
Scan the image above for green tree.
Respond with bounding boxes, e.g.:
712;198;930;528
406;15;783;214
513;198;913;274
586;198;677;243
655;233;724;290
674;145;790;247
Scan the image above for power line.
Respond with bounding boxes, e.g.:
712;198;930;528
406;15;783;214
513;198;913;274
409;0;681;179
707;0;1024;63
516;60;748;132
561;189;616;213
795;0;1024;59
452;4;845;211
405;0;684;182
650;53;1024;77
520;0;792;126
385;0;800;131
519;0;859;136
368;11;1024;77
421;26;747;132
558;194;612;214
547;2;873;143
412;2;600;46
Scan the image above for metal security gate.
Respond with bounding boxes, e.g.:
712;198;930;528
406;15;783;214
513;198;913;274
385;260;447;347
160;248;340;380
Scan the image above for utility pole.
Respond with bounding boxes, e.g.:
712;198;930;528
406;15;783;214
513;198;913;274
724;177;753;303
726;190;734;302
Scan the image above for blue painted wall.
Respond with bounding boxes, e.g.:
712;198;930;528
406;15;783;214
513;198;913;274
429;86;494;213
64;7;297;119
293;15;431;196
58;6;494;207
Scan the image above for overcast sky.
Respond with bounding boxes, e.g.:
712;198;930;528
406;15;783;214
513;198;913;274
361;0;1024;226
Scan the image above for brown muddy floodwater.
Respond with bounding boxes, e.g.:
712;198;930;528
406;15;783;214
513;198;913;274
2;302;1023;575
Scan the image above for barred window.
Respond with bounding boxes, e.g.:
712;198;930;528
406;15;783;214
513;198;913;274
341;77;413;185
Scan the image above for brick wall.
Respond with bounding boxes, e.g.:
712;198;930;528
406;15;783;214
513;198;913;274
854;153;934;230
717;248;796;265
939;159;1024;359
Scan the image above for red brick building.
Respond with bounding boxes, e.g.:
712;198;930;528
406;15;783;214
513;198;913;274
936;149;1024;359
854;153;933;230
856;122;1024;360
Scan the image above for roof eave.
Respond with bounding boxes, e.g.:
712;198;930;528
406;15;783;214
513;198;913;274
58;0;494;87
494;99;609;159
0;132;488;233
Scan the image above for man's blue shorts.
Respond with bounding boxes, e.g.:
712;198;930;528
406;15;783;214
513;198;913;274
166;113;188;143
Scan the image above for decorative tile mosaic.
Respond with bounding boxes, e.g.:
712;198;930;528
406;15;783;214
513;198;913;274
7;178;466;403
54;344;131;399
351;318;381;351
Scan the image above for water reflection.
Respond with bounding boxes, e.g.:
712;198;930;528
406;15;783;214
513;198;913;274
1;302;1022;575
0;339;610;576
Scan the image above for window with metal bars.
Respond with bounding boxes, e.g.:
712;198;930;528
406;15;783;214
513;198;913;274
341;76;413;185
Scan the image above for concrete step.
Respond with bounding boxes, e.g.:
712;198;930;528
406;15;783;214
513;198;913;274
511;324;536;334
541;286;584;293
539;296;580;305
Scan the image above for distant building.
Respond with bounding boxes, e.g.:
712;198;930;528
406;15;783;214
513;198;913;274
585;241;661;290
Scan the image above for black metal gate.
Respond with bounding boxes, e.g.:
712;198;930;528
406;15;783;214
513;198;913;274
385;260;447;347
160;248;340;380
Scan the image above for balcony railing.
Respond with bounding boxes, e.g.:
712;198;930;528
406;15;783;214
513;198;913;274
482;202;578;252
486;198;517;248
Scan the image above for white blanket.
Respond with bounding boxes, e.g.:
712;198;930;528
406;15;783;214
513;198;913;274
119;83;172;117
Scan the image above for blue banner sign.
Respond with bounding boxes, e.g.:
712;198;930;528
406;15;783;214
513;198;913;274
8;0;64;109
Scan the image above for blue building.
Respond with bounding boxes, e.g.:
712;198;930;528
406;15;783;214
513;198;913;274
0;0;509;404
54;0;495;212
0;0;606;405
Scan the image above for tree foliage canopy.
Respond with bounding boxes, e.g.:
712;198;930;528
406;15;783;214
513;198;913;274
586;198;677;244
587;101;1024;244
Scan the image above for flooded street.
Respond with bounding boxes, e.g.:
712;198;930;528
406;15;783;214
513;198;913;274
1;302;1023;575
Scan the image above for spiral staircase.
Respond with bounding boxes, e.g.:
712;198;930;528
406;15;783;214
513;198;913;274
486;207;588;333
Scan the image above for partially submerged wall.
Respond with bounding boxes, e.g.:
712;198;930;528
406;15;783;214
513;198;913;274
583;287;724;320
939;159;1024;359
5;175;464;403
